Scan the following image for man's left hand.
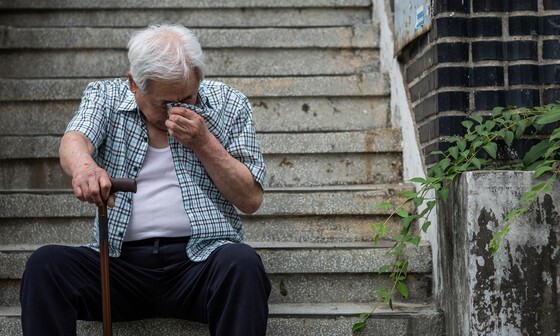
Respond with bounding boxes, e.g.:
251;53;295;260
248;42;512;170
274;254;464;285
165;107;210;149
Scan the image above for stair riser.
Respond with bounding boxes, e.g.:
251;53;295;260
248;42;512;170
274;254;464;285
0;273;431;307
0;313;444;336
0;74;390;101
1;49;379;78
0;189;413;218
0;98;390;136
0;8;371;28
0;129;402;158
0;26;377;49
0;215;411;246
0;154;403;189
0;246;432;279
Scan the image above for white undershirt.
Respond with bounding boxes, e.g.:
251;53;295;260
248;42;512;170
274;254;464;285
124;146;192;242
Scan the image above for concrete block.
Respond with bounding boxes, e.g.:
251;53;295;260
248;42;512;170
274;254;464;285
438;171;560;336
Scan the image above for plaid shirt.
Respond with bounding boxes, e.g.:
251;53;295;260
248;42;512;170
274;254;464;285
66;78;266;261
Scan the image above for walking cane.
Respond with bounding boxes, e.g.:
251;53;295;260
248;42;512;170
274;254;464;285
98;178;137;336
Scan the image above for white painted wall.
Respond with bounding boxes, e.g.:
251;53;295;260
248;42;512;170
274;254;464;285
372;0;442;302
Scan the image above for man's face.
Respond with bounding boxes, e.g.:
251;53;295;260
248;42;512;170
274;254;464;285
128;73;200;132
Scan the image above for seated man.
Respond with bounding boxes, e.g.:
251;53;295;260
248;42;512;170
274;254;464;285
20;23;271;336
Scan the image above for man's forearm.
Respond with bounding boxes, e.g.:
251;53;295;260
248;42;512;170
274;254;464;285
59;131;96;177
193;134;264;214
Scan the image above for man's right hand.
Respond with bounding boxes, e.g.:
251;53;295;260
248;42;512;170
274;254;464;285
59;131;115;208
71;161;114;208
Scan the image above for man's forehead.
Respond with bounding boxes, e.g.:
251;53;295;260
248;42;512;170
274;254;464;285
148;79;200;97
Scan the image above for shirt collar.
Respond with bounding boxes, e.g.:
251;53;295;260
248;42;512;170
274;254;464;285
116;90;138;113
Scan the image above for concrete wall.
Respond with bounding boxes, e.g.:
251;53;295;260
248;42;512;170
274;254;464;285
438;171;560;335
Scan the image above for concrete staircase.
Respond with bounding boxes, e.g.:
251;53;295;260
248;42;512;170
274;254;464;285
0;1;443;335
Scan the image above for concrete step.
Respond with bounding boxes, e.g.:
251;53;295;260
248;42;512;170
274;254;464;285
0;48;379;78
0;0;371;9
0;129;403;188
0;185;414;218
1;272;432;308
0;130;402;159
0;303;444;336
0;7;371;28
0;25;377;49
0;213;408;248
0;186;416;245
0;74;390;101
0;242;433;306
0;154;403;189
0;97;390;136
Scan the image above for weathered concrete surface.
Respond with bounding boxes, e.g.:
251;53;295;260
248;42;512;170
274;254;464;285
438;171;560;336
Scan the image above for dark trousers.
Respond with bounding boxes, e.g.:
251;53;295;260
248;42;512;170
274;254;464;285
20;238;271;336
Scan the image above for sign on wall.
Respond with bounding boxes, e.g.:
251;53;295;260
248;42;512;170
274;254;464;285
394;0;433;53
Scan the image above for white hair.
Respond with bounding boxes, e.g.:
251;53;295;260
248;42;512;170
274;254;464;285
127;24;206;93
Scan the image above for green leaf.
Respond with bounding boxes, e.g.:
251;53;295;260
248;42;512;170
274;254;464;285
409;177;426;183
483;142;498;159
534;165;553;178
448;146;459;160
485;120;496;131
544;142;560;158
397;282;409;299
378;264;392;273
457;140;467;152
352;322;365;332
503;131;514;146
399;190;418;199
535;109;560;124
523;140;553;167
471;157;482;170
377;202;394;209
470;115;483;124
421;221;432;233
395;209;409;218
438;187;450;202
550;128;560;141
461;120;473;130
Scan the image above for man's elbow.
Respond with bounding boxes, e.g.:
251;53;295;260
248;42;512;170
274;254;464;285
239;191;264;214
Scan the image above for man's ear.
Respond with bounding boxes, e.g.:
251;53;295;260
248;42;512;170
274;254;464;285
128;72;138;94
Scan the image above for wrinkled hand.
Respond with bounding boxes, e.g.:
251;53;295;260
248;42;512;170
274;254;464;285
71;159;115;208
165;106;210;149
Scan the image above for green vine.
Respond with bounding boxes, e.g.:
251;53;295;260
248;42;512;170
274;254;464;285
352;103;560;334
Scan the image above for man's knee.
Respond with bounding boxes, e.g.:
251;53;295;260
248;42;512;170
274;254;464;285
25;245;67;273
215;243;264;270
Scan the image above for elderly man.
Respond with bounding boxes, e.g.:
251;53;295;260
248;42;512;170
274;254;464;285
20;24;270;336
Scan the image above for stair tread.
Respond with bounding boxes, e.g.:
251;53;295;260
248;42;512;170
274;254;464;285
0;302;439;317
0;0;372;9
0;240;427;252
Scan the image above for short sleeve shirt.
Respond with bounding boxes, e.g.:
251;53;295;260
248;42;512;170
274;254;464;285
65;78;266;261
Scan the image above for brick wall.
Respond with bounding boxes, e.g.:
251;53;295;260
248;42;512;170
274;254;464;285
398;0;560;164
